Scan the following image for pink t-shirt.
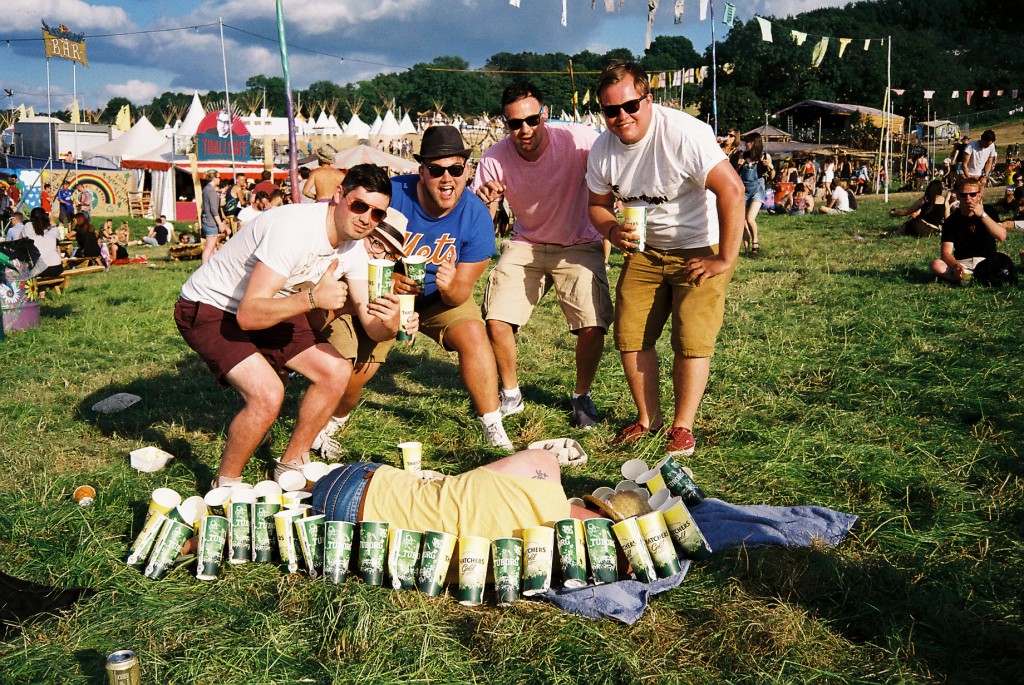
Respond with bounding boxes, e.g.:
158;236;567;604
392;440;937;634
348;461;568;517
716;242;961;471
473;123;602;246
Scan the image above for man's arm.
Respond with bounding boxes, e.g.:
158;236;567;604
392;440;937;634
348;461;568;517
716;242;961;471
343;278;401;342
684;158;745;286
939;241;960;276
236;259;348;331
588;190;635;252
436;257;489;307
981;154;996;185
302;171;317;200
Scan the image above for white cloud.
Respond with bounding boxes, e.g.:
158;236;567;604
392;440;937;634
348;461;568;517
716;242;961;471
6;0;133;32
104;80;164;104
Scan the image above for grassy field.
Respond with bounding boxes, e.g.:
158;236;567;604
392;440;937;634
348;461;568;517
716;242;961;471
0;191;1021;684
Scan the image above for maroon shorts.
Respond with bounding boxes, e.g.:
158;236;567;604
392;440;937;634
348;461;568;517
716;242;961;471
174;296;327;384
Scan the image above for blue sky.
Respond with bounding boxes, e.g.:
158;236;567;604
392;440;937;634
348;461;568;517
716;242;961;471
1;0;845;115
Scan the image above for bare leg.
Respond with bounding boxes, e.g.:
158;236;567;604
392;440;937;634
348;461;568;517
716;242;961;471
483;449;560;481
746;201;760;249
573;326;605;396
332;361;382;419
218;353;287;480
620;349;663;429
486;319;519;391
671;355;710;430
201;235;218;263
278;344;351;465
603;238;612;266
443;320;500;416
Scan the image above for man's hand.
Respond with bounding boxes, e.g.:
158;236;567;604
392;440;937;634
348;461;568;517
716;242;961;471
609;223;641;253
392;272;420;296
312;259;349;310
684;255;732;287
435;255;456;296
366;292;401;335
475;180;506;205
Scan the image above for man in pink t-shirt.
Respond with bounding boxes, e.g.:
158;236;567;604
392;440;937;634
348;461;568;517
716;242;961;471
472;81;613;429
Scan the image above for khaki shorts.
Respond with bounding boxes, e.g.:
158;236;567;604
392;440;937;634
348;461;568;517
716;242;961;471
483;241;613;332
419;295;484;351
324;314;395;365
613;245;734;357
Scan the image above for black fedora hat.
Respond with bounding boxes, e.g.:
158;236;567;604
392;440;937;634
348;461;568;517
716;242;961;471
413;125;473;163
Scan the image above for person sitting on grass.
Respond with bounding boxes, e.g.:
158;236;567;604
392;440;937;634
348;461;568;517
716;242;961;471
142;216;175;247
776;182;814;215
889;180;948;237
930;177;1006;284
72;213;102;261
817;179;853;215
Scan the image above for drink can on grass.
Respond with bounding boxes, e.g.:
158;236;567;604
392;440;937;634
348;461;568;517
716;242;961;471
143;518;193;580
227;490;256;565
661;498;713;560
402;255;427;290
396;294;416;342
622;205;648;252
126;487;181;569
456;536;489;606
397;441;422;473
251;501;281;562
417;530;457;596
274;509;306;574
367;259;394;301
555;518;587;589
323;520;355;584
656;455;706;506
195;514;229;581
636;511;681;578
611;517;657;583
388;528;423;590
295;514;326;578
521;525;554;596
105;649;141;685
583;518;619;584
491;537;523;606
357;521;389;585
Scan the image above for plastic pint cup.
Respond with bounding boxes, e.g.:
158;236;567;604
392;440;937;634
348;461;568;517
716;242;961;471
302;462;330;488
402;255;427;291
203;486;232;517
323;520;355;584
621;205;647;252
227;489;256;565
282;491;311;509
195;514;229;581
274;509;306;574
397;441;422;473
143;518;193;580
276;470;306;492
456;536;490;606
611;517;657;583
367;259;394;301
583;518;619;585
555;519;587;589
357;521;389;585
656;455;706;506
396;294;416;342
295;514;326;578
250;499;280;563
491;538;523;606
388;528;423;590
620;458;649;482
636;511;681;578
521;526;555;596
417;530;457;596
661;498;713;560
636;468;667;496
127;487;181;569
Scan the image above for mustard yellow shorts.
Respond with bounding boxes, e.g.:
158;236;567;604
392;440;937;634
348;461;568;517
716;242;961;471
418;295;484;351
613;245;734;357
324;313;395;365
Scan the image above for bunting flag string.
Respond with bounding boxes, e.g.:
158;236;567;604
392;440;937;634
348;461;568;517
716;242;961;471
674;0;684;25
891;87;1020;101
756;16;772;42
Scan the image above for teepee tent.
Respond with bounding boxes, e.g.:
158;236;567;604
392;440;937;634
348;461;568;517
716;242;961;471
399;112;416;135
345;113;371;139
177;92;206;138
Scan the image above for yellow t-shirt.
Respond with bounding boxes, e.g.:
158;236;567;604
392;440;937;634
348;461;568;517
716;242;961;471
363;465;570;539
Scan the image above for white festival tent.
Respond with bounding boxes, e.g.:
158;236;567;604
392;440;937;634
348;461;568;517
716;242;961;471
376;110;403;137
177;92;205;138
399;112;416;135
345;113;371;139
81;116;167;170
368;115;384;135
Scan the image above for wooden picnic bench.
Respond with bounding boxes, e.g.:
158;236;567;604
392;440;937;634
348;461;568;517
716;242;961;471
62;255;106;276
33;273;71;298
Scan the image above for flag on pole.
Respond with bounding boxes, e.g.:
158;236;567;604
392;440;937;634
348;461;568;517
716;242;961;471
722;3;736;26
41;21;88;67
509;0;520;6
756;17;772;42
672;70;682;87
115;104;131;131
70;99;80;124
582;90;590;105
646;0;658;49
561;0;567;26
923;91;934;100
650;73;660;89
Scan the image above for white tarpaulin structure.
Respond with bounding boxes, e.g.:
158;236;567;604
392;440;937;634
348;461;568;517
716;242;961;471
81;116;166;170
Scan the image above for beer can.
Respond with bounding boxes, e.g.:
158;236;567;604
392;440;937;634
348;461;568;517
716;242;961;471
106;649;141;685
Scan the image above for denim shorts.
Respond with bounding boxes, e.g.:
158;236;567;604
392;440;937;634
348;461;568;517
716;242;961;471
311;462;381;523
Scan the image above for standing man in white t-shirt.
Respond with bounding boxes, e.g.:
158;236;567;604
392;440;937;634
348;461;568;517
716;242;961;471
961;129;998;187
174;164;402;489
472;81;613;429
586;61;744;457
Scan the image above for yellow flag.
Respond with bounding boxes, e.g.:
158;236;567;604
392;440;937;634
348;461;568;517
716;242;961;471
70;99;80;124
15;104;26;120
115;103;131;131
573;91;579;107
650;73;660;89
582;90;590;105
26;106;35;118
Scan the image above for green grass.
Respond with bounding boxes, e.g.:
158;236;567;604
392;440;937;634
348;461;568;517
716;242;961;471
1;192;1022;684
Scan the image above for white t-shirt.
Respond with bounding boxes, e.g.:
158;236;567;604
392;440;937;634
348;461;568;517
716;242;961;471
236;205;262;226
830;185;851;212
963;141;997;178
472;123;602;246
586;105;727;250
181;202;368;314
5;223;27;241
25;226;63;275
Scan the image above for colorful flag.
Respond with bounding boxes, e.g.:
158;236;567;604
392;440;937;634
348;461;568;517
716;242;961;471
672;70;682;87
683;68;696;84
722;3;736;26
42;21;88;67
650;73;660;89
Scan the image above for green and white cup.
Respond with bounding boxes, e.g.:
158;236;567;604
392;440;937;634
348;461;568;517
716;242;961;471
251;500;281;563
397;441;422;473
203;486;232;517
555;518;588;589
357;520;389;585
323;520;356;584
583;518;619;585
388;528;423;590
611;517;657;583
143;518;193;581
521;525;555;596
274;509;306;574
127;487;181;569
397;294;416;342
457;536;490;606
402;255;427;291
491;537;523;606
227;489;256;565
656;455;706;506
417;530;457;596
295;514;326;578
253;480;283;505
367;259;395;301
622;205;647;252
636;511;681;578
195;514;229;581
661;497;713;560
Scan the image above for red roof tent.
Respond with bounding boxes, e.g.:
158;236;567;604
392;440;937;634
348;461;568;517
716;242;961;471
121;156;287;179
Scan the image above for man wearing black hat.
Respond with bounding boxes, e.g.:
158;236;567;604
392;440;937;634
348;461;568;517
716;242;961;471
388;125;512;451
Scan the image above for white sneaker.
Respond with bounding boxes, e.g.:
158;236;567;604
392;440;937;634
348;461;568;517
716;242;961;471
478;416;514;452
499;390;525;417
311;428;344;462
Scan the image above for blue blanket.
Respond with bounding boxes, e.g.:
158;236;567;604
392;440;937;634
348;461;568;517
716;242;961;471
540;498;857;624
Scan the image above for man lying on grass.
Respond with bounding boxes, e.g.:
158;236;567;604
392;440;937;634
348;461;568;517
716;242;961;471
174;164;402;489
930;176;1007;284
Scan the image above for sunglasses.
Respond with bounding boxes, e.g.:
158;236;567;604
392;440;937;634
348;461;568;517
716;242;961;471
957;191;981;199
426;164;466;179
506;113;542;131
601;97;645;119
347;197;387;223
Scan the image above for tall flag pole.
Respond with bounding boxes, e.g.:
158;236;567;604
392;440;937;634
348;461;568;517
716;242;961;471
275;0;300;204
219;18;238;181
710;1;719;134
